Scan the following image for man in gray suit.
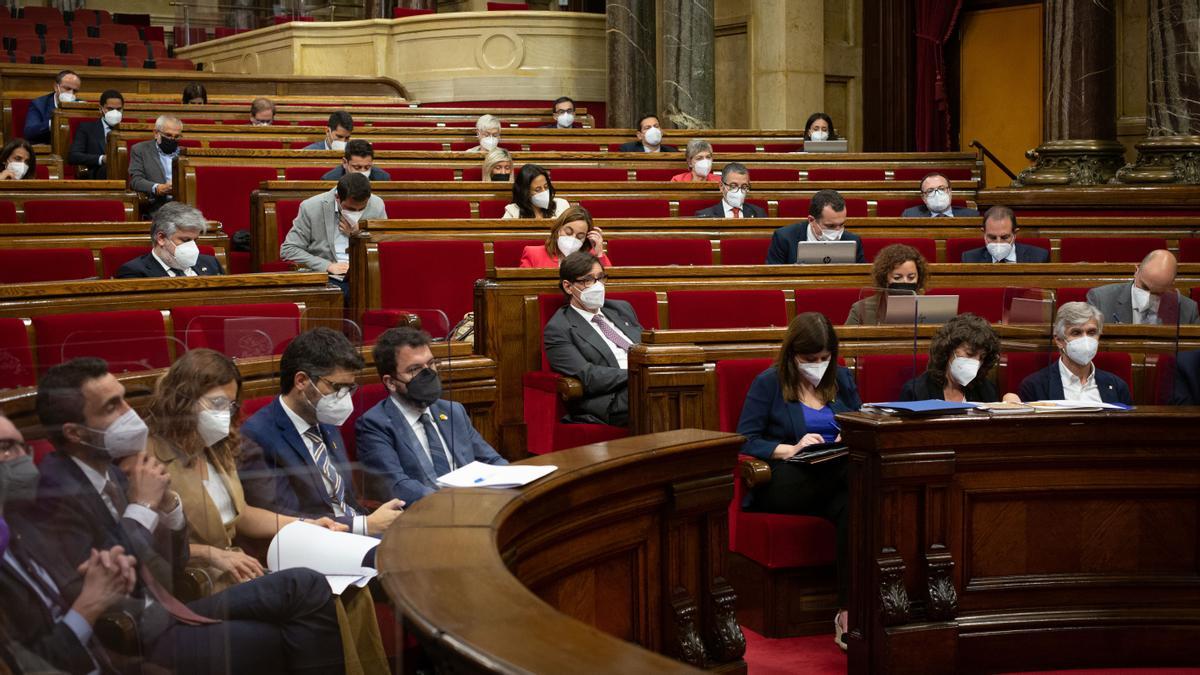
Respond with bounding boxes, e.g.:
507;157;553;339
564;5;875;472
1086;249;1199;325
543;252;644;426
127;115;183;216
280;172;386;296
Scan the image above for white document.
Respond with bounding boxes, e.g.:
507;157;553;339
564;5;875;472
1028;400;1129;411
267;520;380;594
435;461;557;489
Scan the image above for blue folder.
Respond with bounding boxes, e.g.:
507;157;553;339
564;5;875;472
865;400;977;414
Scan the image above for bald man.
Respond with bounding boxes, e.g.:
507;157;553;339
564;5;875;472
1086;249;1199;325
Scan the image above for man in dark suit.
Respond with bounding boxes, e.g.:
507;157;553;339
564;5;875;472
1016;302;1132;404
67;89;124;180
1170;350;1200;404
320;139;391;181
28;360;349;674
960;205;1050;263
127;115;183;216
766;188;866;264
356;327;506;505
303;111;353;151
240;327;405;536
543;252;644;426
542;96;577;128
1087;249;1200;325
115;203;223;278
900;172;980;218
22;69;80;145
617;113;679;153
694;162;768;218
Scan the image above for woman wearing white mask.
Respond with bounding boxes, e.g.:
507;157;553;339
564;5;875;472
467;114;503;153
804;112;837;142
0;139;36;180
503;164;569;220
519;205;611;268
899;313;1005;402
671;139;720;183
1016;302;1132;405
145;349;390;670
735;312;861;650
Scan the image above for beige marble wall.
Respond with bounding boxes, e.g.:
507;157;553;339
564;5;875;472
177;12;606;103
1118;0;1149;161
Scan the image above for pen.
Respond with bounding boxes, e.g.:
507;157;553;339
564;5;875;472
473;477;485;484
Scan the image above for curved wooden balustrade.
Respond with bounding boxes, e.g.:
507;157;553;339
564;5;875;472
376;429;748;674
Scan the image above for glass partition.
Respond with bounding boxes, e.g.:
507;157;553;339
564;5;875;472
852;287;922;405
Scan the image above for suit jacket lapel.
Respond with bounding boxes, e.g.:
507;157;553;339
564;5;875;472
324;192;339;255
1047;363;1066;399
565;306;618;367
784;395;808;442
601;304;640;344
270;399;330;503
1115;283;1134;323
431;401;470;469
385;399;438;484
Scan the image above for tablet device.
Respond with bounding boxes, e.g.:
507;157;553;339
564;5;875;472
795;240;857;264
880;294;959;324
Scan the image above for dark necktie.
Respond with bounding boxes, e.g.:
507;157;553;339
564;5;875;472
592;314;632;351
420;412;452;477
303;426;348;512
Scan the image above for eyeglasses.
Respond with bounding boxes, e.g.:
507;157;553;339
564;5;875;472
313;375;358;400
722;182;750;193
573;274;608;288
200;396;240;414
0;439;31;459
555;108;576;115
921;187;949;197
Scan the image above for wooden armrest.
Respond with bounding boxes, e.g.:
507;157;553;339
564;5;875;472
175;566;214;602
95;610;140;656
738;455;772;489
556;376;584;401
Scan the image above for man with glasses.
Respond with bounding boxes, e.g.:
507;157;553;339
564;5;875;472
128;114;184;216
355;327;505;505
240;327;406;536
543;96;578;129
902;172;980;218
694;162;766;218
766;188;866;264
543;252;644;426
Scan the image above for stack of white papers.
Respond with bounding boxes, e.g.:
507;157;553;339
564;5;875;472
267;521;380;594
435;461;557;489
1027;400;1131;412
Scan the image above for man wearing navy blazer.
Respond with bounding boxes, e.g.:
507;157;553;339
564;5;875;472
616;113;679;152
67;89;124;180
115;203;224;278
1171;350;1200;404
900;172;980;218
356;327;506;505
694;162;768;218
23;69;81;145
1017;302;1132;405
240;327;405;536
960;205;1050;263
765;188;866;264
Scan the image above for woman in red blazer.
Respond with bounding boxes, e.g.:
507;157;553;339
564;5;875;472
519;205;614;268
670;138;720;183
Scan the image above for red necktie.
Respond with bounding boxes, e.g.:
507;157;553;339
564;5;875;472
731;207;741;218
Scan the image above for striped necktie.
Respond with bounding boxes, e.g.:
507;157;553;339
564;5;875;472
304;426;347;512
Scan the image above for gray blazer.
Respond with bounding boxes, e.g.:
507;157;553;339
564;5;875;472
543;299;643;425
280;188;387;272
1087;281;1200;325
127;139;173;212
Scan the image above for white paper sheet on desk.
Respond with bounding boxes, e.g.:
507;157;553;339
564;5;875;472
266;520;380;594
435;461;557;488
1030;400;1129;410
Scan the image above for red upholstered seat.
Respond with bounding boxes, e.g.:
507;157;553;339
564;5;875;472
44;55;90;66
24;199;125;222
370;141;443;151
634;168;683;182
11;36;44;56
152;58;197;70
763;143;803;152
716;358;836;569
377;167;455;181
1059;237;1167;263
667;290;787;329
0;202;16;223
172;26;208;46
461;167;484;181
777;198;868;218
121;41;150;63
856;353;930;403
876;198;970;217
946;238;982;262
75;9;114;24
343;383;388;461
720;238;771;265
21;6;65;23
100;246;146;278
195;166;276;238
282;166;329;180
711;143;756;153
492;239;543;268
1180;238;1200;263
383;200;471;219
239;394;273;422
744;168;800;181
208;140;284;149
893;167;973;181
604;238;712;266
99;24;141;42
0;318;36;389
528;143;601;152
1055;287;1089;306
70;38;114;58
394;7;437;18
97;55;125;68
171;303;301;357
862;237;936;263
32;309;171;374
547;167;627;182
375;240;485;334
0;248;96;283
793;288;864;323
478;200;508;219
927;286;1007;322
579;199;670;218
806;168;885;181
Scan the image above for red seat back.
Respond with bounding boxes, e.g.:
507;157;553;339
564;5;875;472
720;238;771;265
24;199;125;222
547;167;627;182
745;168;800;181
604;238;712;266
383;200;471;219
71;38;114;57
806;168;886;181
634;168;683;182
793;288;864;324
208;140;286;150
927;286;1008;322
377;240;485;330
32;310;171;374
667;290;787;329
579;199;670;218
856;353;930;403
171;303;301;357
100;246;148;278
1059;237;1167;263
377;167;455;181
239;394;273;423
710;143;755;153
0;248;95;283
862;237;936;263
282;166;329;180
0;318;36;389
478;199;508;219
275;199;305;258
946;237;983;262
1055;288;1089;306
492;239;544;268
527;143;601;152
343;383;388;460
0;202;16;223
777;198;868;218
366;141;444;151
716;358;775;432
1180;238;1200;263
195;166;277;235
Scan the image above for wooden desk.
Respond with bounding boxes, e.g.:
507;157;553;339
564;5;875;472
840;407;1200;673
376;429;747;673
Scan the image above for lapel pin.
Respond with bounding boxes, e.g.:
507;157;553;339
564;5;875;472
438;413;448;421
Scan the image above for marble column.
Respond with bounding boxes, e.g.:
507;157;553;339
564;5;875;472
607;0;657;130
1116;0;1200;183
1014;0;1125;186
660;0;715;129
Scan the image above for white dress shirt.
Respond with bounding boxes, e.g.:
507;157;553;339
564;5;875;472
278;396;367;535
69;456;184;533
722;198;743;218
151;248;197;277
1058;358;1102;402
202;459;238;527
571;303;631;369
389;396;456;474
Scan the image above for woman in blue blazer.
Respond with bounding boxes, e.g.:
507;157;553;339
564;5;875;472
735;311;861;648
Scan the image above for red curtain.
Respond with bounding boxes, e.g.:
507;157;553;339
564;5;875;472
914;0;964;151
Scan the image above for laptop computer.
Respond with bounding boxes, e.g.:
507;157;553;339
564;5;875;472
880;294;959;324
795;240;858;264
802;139;849;153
